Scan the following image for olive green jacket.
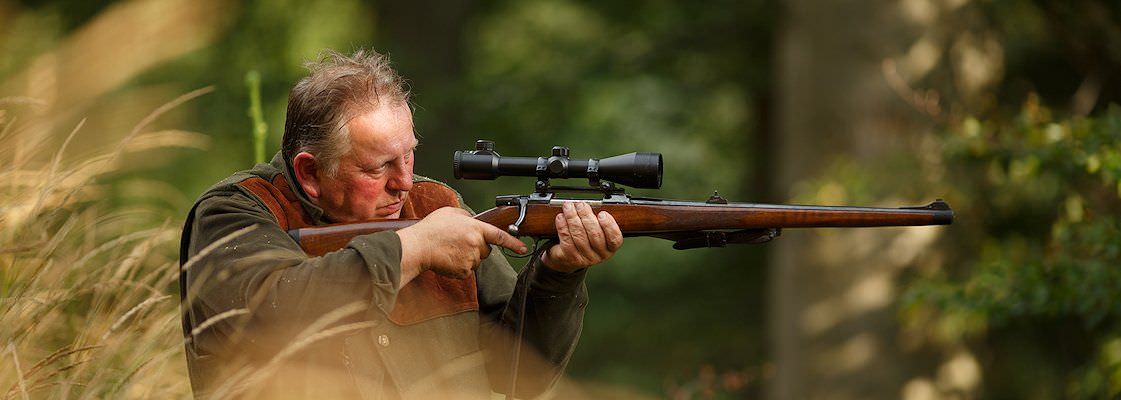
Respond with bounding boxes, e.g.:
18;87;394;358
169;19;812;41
179;153;587;399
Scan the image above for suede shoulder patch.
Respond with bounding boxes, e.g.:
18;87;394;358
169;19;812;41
391;181;480;325
235;175;314;230
236;176;480;326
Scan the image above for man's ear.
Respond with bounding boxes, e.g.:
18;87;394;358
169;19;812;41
292;152;321;200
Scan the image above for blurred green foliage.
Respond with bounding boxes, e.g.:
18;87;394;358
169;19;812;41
883;0;1121;397
904;101;1121;398
5;0;1121;398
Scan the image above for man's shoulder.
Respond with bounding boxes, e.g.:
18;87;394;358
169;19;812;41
180;162;285;265
186;162;286;222
200;162;282;198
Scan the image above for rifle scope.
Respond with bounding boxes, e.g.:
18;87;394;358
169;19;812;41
453;140;663;189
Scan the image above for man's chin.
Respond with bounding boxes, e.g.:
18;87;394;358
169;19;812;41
368;208;402;220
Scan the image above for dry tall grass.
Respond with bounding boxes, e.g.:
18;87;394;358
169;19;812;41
0;90;212;399
1;1;228;396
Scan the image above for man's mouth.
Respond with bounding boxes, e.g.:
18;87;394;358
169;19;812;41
381;200;403;213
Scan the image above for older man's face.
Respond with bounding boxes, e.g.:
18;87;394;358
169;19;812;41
317;101;416;222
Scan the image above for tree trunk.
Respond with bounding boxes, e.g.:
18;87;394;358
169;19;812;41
375;0;476;183
769;1;934;398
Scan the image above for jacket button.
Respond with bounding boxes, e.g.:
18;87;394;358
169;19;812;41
378;334;390;347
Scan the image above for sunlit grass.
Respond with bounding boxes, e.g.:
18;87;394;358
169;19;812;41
0;1;228;396
0;90;212;398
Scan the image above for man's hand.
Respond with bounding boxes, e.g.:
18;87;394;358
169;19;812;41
397;207;527;286
542;202;623;273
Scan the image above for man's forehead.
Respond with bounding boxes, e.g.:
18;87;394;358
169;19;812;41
347;103;416;159
351;133;417;160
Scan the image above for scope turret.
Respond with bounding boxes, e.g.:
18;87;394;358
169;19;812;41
453;140;663;189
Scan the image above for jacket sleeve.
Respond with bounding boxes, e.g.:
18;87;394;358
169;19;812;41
476;245;588;398
183;191;403;354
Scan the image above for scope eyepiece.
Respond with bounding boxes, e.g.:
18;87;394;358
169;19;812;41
453;140;662;189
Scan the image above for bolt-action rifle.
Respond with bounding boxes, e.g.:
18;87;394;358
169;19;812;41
287;140;953;255
286;140;954;398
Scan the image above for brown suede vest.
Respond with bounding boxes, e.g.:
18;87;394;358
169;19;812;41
236;174;479;326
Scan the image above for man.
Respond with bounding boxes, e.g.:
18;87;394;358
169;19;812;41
179;48;623;399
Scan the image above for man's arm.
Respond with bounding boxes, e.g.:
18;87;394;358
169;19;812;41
477;252;588;398
184;191;404;352
477;202;622;398
185;193;530;352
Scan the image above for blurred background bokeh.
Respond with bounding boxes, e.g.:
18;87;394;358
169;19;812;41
2;0;1120;398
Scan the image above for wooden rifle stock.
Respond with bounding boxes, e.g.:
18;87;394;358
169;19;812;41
289;198;954;256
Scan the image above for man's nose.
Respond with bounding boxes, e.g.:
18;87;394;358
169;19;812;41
387;167;413;192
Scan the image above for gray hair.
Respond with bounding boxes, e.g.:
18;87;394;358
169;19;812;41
281;48;410;176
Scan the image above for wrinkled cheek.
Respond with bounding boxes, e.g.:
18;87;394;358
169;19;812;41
351;194;382;220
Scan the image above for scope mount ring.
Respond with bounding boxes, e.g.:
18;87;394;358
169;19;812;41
535;177;625;198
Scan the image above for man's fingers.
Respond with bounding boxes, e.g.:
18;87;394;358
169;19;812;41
600;211;623;252
555;213;571;242
562;202;593;256
549;210;582;266
577;203;609;259
548;213;573;264
480;223;527;254
561;202;587;241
